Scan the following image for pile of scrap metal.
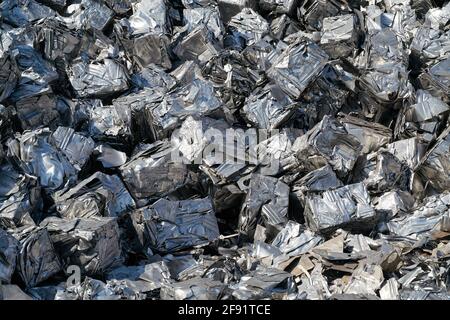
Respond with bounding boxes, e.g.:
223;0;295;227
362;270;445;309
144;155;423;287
1;0;450;301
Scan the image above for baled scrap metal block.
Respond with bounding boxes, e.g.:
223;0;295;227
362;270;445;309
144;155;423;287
41;216;123;276
395;90;449;141
231;266;297;300
242;84;297;130
297;0;347;31
271;221;323;257
183;6;224;40
174;25;220;65
339;114;392;154
87;104;132;143
228;8;269;46
131;64;177;91
65;0;114;31
68;58;129;98
419;127;450;192
13;227;62;288
6;129;78;191
119;32;172;70
351;150;412;194
293;115;362;177
304;183;377;233
0;228;19;284
14;93;61;130
120;140;193;205
259;0;298;15
238;174;290;238
217;0;257;24
320;14;358;59
267;38;329;99
388;192;450;239
50;127;95;171
53;172;135;219
0;0;56;27
0;163;41;228
386;137;428;170
0;26;17;102
144;77;223;140
133;198;220;253
160;277;226;300
125;0;169;36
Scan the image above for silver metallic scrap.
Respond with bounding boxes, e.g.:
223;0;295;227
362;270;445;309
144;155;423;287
2;0;450;301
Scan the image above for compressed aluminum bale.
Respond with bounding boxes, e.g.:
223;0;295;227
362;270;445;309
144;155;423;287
53;172;135;219
351;150;412;194
13;227;62;288
120;140;194;206
386;137;428;170
304;183;377;233
242;84;298;130
0;0;56;27
174;25;220;65
297;0;348;31
320;14;358;59
50;126;95;171
63;0;113;31
124;0;169;36
418;57;450;102
395;90;449;142
259;0;298;15
271;221;323;257
267;38;329;99
41;216;123;276
131;64;177;91
418;127;450;192
0;25;18;103
338;114;392;154
87;104;133;144
160;277;226;300
201;50;260;113
68;58;129;98
238;174;290;238
388;192;450;239
183;6;224;40
0;228;19;284
297;65;350;128
228;8;269;47
217;0;257;24
0;163;40;228
6;129;78;191
143;76;223;140
131;198;220;254
293;115;362;177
